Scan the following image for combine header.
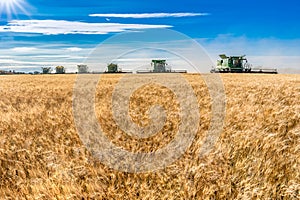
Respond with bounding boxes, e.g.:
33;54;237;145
210;54;278;74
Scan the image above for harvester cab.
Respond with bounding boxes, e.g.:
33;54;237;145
211;54;277;74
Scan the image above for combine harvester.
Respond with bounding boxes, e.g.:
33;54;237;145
137;60;187;73
211;54;278;74
104;63;132;73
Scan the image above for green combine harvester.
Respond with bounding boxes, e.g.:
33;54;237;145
211;54;278;74
136;60;187;73
105;63;131;73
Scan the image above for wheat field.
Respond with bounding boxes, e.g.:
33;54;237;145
0;74;299;199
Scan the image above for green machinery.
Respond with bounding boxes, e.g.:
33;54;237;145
105;63;131;73
136;59;187;73
152;60;170;73
211;54;278;74
106;63;119;73
55;66;65;74
41;67;52;74
77;65;88;74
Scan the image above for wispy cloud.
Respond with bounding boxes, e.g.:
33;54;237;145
11;47;38;52
65;47;83;52
0;44;92;72
0;20;172;35
89;13;209;18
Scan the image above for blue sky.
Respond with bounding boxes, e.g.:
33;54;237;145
0;0;299;73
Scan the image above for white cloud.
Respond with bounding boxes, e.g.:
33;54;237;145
65;47;83;52
199;35;300;57
0;20;172;35
0;44;93;72
89;13;209;18
11;47;38;52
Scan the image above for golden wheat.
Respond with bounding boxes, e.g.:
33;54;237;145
0;74;299;199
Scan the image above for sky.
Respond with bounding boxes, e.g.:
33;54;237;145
0;0;299;73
